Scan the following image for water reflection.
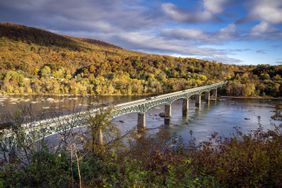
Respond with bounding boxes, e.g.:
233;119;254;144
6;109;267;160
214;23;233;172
0;95;281;143
272;104;282;121
113;99;281;143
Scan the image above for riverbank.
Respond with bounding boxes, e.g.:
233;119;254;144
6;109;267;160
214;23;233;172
221;96;282;100
1;123;281;187
1;92;281;99
0;93;154;97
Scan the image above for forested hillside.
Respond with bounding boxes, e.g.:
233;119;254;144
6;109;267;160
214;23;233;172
0;23;281;96
225;65;282;97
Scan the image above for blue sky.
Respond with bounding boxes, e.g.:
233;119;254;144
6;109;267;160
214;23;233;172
0;0;282;65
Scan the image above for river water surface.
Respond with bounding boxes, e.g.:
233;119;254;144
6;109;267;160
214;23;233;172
0;96;281;143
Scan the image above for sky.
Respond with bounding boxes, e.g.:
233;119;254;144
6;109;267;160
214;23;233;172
0;0;282;65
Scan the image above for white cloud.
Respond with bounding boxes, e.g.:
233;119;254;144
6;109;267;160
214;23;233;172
110;30;244;64
250;0;282;24
161;24;237;43
161;3;191;22
218;24;236;39
248;0;282;37
203;0;226;14
0;0;162;32
251;21;269;35
161;3;213;22
114;31;223;56
1;0;281;65
161;28;207;40
250;21;282;39
161;0;227;22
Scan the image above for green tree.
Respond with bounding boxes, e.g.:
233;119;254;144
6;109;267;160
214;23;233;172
40;66;51;79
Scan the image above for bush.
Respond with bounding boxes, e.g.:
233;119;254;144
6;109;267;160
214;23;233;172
0;110;281;187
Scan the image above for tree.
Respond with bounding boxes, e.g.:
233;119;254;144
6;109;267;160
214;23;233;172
40;65;51;79
53;68;65;79
242;83;256;96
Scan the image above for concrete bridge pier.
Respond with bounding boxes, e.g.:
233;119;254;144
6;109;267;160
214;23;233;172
212;89;218;100
195;94;202;108
205;92;210;103
182;98;189;117
164;104;171;126
137;113;146;132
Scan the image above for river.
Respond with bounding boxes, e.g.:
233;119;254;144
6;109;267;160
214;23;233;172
0;96;281;143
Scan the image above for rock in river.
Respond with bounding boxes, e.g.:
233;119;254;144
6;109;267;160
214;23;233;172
159;112;165;118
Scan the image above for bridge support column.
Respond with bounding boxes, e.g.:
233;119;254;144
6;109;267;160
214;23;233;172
195;94;201;107
182;98;189;117
205;92;210;102
165;104;171;117
212;89;218;100
137;113;146;132
164;104;171;126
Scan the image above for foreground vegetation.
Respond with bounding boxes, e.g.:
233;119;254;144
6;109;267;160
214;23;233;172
0;109;281;187
1;23;281;97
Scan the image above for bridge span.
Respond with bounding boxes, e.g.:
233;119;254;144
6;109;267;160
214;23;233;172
1;81;227;143
113;81;226;130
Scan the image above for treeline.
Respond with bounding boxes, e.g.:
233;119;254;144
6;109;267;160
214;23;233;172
0;57;235;95
0;23;281;97
225;65;282;97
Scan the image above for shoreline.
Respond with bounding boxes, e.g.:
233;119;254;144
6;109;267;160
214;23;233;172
1;93;281;100
220;96;282;100
0;93;153;98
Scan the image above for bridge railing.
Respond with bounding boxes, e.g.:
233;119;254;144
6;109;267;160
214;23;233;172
115;81;226;108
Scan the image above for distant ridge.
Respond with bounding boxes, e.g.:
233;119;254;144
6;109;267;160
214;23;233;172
0;22;122;50
81;38;122;49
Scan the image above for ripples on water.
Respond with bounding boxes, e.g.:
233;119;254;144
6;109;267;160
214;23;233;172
112;98;281;143
0;96;281;143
